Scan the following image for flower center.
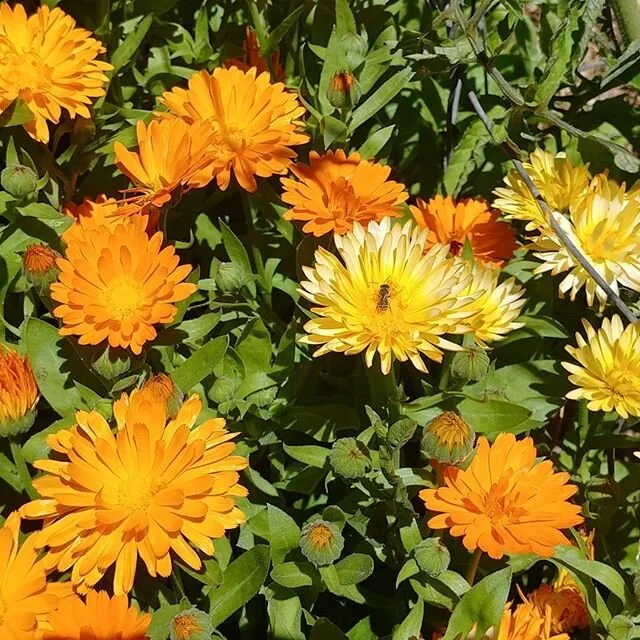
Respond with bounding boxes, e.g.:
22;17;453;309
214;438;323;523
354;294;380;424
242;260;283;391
307;523;334;549
0;46;52;94
325;178;365;222
449;239;464;256
102;278;145;321
173;614;202;640
604;369;640;400
483;480;523;523
117;478;154;512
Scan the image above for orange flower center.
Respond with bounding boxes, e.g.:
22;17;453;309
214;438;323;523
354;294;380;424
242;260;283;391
101;278;145;321
483;478;525;523
449;239;464;256
0;46;52;94
307;523;334;549
173;614;202;640
325;178;366;222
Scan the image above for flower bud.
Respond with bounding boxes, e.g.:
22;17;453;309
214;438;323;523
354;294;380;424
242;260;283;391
215;262;246;292
92;346;134;380
414;538;450;577
1;164;38;199
141;372;183;416
330;437;370;479
0;344;39;437
22;243;60;292
170;607;212;640
450;345;490;382
421;411;475;465
327;71;361;111
300;518;344;567
607;615;635;640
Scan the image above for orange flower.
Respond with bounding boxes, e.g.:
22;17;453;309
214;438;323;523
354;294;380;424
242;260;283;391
0;4;112;143
410;195;517;267
497;595;570;640
23;244;60;275
419;433;583;559
43;591;150;640
281;150;408;236
0;512;72;640
225;26;285;82
21;389;247;595
528;584;588;634
62;195;144;245
0;344;39;434
161;66;308;192
114;117;216;209
51;217;196;355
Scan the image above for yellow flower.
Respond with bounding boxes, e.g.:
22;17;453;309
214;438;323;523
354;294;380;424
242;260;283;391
114;117;217;209
161;66;308;192
43;590;150;640
493;149;590;233
21;389;248;595
0;343;39;434
458;260;526;344
531;178;640;309
298;218;476;374
0;4;112;143
563;315;640;418
0;512;72;640
51;216;196;355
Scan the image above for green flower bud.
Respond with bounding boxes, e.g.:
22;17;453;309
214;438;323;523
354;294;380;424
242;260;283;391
170;607;213;640
414;538;450;577
92;346;135;380
215;262;246;292
300;518;344;567
327;71;361;111
22;243;60;293
330;437;370;479
210;377;235;403
1;164;38;199
450;345;490;382
421;411;475;465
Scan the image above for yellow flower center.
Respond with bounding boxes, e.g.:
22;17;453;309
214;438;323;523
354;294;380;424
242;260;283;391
173;613;202;640
604;369;640;400
117;478;155;512
307;523;334;549
363;280;408;337
0;47;52;94
102;278;145;321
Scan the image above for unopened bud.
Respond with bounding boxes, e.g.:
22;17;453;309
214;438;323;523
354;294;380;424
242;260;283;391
92;346;134;380
450;345;490;382
215;262;246;293
414;538;450;577
170;607;212;640
141;372;183;416
421;411;475;465
2;164;38;199
22;244;60;292
327;71;361;111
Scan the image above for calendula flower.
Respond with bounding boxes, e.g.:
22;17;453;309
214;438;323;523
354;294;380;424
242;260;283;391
0;4;112;143
21;389;248;595
528;584;588;634
281;150;408;236
51;217;196;355
497;595;570;640
300;519;344;567
0;512;71;640
170;608;212;640
563;315;640;418
493;149;590;232
0;344;39;435
23;243;60;290
43;591;150;640
458;261;526;344
63;195;145;245
114;118;216;209
531;178;640;309
225;26;285;82
161;66;308;192
420;433;583;559
421;411;475;465
299;218;476;374
410;195;517;267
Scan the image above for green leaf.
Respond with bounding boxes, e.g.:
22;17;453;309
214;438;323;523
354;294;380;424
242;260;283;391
443;568;512;640
264;5;304;55
410;570;469;611
0;100;33;127
349;68;414;131
387;418;417;451
268;504;301;565
111;15;154;74
147;603;181;640
322;115;348;149
457;397;531;434
266;585;305;640
271;561;319;589
283;444;330;468
357;125;395;160
392;599;424;640
310;618;347;640
219;220;255;296
209;545;271;627
0;453;21;491
334;554;374;585
335;0;357;37
172;336;228;393
236;319;272;376
24;318;88;417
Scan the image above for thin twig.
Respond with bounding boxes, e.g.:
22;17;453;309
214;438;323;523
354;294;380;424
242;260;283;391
467;90;638;325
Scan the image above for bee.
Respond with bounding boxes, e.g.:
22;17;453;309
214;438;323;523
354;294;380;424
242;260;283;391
376;283;391;312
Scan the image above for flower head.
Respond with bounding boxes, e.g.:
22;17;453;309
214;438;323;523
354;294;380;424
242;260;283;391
23;244;60;290
419;433;583;559
51;216;196;355
170;607;212;640
114;118;216;209
421;411;475;465
299;218;476;374
21;389;248;594
497;595;570;640
410;195;517;267
161;66;308;192
0;512;71;640
63;195;145;245
300;519;344;566
458;260;526;344
43;591;150;640
0;4;112;143
225;26;284;82
528;584;588;634
0;344;39;435
531;178;640;309
281;150;408;236
493;149;590;232
563;315;640;418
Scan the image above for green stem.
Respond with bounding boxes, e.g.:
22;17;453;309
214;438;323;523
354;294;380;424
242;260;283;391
466;548;483;586
241;193;272;308
171;565;186;599
10;439;38;500
366;362;400;422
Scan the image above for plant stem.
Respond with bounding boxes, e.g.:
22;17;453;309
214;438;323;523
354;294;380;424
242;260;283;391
242;193;272;308
466;548;483;586
10;439;38;500
366;363;400;422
